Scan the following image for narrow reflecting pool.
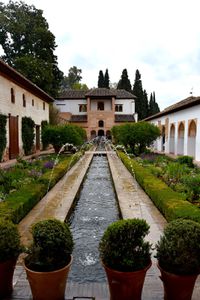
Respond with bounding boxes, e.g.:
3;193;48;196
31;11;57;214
68;155;120;282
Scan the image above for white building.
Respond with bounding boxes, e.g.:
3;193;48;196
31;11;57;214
0;59;53;161
145;96;200;162
55;88;137;139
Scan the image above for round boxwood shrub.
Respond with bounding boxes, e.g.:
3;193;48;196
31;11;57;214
156;219;200;275
25;219;74;272
0;219;22;262
99;218;151;272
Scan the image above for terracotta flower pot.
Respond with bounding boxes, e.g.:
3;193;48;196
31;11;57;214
24;255;73;300
158;263;198;300
103;261;152;300
0;257;17;298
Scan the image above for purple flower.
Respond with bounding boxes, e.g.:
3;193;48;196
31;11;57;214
43;161;54;169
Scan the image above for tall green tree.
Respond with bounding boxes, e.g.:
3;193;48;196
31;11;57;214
104;69;110;88
117;69;132;92
0;1;63;97
133;69;147;120
148;92;160;116
98;70;105;88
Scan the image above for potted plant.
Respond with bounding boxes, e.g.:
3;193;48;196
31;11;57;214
99;218;152;300
24;218;74;300
156;218;200;300
0;219;22;298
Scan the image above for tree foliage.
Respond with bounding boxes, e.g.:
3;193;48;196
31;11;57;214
148;92;160;116
97;69;110;88
60;66;82;91
21;116;35;155
111;122;160;155
98;70;104;88
117;69;132;92
0;1;63;96
42;124;86;152
133;69;147;120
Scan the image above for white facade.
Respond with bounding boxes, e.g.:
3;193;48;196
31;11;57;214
0;59;53;161
147;98;200;162
55;88;136;139
56;99;87;115
55;97;135;114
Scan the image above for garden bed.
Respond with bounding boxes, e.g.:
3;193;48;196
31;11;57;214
0;152;82;223
118;151;200;224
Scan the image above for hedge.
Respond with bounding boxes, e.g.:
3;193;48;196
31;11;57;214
0;153;82;223
118;151;200;223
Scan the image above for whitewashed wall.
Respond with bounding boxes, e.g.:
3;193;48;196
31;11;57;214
115;99;135;114
148;105;200;162
55;99;87;114
0;75;50;151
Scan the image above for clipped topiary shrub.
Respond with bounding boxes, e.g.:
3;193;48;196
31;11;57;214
22;117;35;155
99;218;151;272
156;219;200;275
25;219;74;272
0;219;22;262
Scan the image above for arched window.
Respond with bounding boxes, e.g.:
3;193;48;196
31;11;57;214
99;120;104;127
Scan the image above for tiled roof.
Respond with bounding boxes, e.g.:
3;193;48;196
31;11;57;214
0;59;54;103
57;88;136;100
85;88;116;97
115;89;136;99
115;114;135;122
58;90;86;99
144;96;200;121
70;115;87;122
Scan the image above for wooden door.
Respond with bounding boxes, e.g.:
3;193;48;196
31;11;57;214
9;115;19;159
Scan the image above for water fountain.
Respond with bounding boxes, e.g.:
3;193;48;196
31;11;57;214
67;142;120;283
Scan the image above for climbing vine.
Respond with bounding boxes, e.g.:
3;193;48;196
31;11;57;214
22;117;35;155
0;114;7;161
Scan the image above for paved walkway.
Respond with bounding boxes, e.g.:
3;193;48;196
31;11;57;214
8;150;200;299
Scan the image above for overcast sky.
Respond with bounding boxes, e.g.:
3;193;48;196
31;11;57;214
2;0;200;109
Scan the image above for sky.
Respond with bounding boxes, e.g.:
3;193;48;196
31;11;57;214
2;0;200;110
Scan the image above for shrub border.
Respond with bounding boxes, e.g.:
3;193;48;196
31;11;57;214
0;152;81;223
118;151;200;223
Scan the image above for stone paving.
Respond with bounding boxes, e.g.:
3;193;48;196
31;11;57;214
6;150;200;299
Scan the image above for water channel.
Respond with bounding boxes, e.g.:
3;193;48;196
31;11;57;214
68;153;120;283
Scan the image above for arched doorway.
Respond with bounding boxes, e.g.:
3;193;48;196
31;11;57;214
177;122;184;155
188;120;196;158
91;130;96;139
98;120;104;127
98;129;104;136
169;124;175;154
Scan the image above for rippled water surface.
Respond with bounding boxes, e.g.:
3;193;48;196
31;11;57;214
68;155;119;282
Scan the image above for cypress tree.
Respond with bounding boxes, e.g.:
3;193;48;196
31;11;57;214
133;69;145;120
117;69;132;92
98;70;104;88
142;89;149;119
148;92;160;116
104;69;110;88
